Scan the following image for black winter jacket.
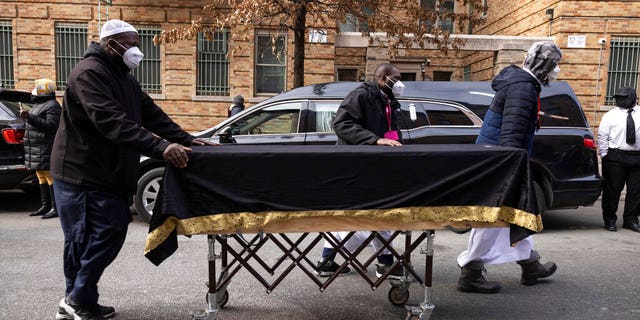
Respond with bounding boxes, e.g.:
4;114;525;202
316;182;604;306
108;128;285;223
51;42;194;195
476;65;541;152
23;94;61;170
332;81;401;145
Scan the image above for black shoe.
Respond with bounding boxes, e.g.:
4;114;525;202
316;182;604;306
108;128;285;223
41;209;58;219
315;260;351;277
29;183;51;216
57;298;115;320
457;261;501;293
622;222;640;233
375;263;405;280
604;222;617;232
517;251;557;286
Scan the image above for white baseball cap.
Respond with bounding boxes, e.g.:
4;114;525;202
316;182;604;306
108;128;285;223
99;19;138;40
32;78;56;96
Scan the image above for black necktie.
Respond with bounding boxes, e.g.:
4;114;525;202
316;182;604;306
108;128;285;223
627;109;636;145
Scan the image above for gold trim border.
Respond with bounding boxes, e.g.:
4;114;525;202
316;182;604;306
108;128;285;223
144;206;542;255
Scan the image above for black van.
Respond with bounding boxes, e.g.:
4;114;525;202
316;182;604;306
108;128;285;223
135;81;602;222
0;89;36;192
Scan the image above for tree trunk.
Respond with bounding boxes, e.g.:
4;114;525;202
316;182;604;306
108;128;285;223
292;3;306;88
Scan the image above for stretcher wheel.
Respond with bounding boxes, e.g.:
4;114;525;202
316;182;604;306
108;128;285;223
205;289;229;308
388;286;409;306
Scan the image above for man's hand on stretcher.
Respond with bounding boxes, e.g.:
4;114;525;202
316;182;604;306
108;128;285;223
163;138;216;168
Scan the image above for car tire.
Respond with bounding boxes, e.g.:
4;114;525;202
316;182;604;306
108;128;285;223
134;167;165;223
533;181;546;214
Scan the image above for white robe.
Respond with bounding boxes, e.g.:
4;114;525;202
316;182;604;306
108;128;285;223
457;227;533;266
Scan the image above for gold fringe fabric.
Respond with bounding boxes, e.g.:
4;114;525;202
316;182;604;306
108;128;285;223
144;206;542;255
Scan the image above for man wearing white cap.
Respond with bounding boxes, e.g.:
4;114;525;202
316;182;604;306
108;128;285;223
50;19;212;320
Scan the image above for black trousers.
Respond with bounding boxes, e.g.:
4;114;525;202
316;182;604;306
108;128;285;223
54;179;132;307
601;149;640;225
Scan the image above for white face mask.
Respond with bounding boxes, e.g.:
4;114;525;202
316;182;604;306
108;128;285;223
386;76;406;97
111;40;144;69
547;65;560;82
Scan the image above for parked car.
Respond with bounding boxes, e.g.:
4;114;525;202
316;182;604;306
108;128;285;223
0;89;37;192
134;81;602;222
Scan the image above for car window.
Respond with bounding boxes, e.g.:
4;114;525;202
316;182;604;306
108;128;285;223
308;100;340;132
398;101;429;129
228;102;302;135
0;102;16;120
398;101;477;129
540;94;587;127
425;103;474;126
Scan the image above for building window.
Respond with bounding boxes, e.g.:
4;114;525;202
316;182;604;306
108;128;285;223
55;23;88;90
433;71;452;81
255;33;286;94
0;21;13;88
463;65;471;81
132;27;161;94
421;0;454;34
605;36;640;104
197;30;230;96
336;68;359;82
482;0;488;17
338;14;360;33
337;6;373;33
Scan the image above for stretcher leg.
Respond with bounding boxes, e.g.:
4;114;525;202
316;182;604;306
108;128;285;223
194;235;220;320
405;230;435;320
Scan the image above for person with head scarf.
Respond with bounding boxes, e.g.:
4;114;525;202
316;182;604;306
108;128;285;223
456;41;562;294
50;19;213;320
597;86;640;233
20;78;61;219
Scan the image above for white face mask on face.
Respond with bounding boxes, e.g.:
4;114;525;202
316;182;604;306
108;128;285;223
547;65;560;82
111;39;144;69
386;76;406;97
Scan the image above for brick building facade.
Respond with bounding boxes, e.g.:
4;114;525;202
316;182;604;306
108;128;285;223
1;0;640;131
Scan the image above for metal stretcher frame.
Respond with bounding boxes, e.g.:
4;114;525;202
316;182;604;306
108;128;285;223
192;218;507;320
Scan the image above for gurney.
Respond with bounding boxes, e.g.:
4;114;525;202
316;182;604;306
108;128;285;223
144;145;541;319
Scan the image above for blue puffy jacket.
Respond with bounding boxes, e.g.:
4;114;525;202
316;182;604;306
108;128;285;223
476;65;541;154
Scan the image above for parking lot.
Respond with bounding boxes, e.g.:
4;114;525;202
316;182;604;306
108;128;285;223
1;189;639;320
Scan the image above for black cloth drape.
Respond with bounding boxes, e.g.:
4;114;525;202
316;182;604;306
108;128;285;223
145;144;540;265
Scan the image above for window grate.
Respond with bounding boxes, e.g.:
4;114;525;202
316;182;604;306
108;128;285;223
132;27;162;94
0;21;14;88
463;65;471;81
196;30;230;96
605;36;640;105
55;23;88;90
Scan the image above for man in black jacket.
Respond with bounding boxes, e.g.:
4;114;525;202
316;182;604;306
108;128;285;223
50;19;211;320
316;63;404;279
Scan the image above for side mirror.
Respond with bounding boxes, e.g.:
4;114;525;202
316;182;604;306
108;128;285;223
409;103;417;121
217;126;233;143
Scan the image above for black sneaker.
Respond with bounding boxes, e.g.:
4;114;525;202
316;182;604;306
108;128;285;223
57;298;115;320
315;260;351;277
375;263;405;280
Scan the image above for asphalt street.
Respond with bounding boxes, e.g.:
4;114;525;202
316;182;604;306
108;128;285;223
1;189;639;320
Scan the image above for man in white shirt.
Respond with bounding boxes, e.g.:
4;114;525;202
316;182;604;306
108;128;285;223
597;86;640;233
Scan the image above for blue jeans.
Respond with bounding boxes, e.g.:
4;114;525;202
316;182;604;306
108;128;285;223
54;179;131;307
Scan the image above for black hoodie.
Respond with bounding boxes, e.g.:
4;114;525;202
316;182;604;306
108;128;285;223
51;42;194;194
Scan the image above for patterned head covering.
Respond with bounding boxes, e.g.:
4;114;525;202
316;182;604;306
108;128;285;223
523;41;563;85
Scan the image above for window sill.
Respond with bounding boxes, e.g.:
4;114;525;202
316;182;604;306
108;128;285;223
192;95;231;102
